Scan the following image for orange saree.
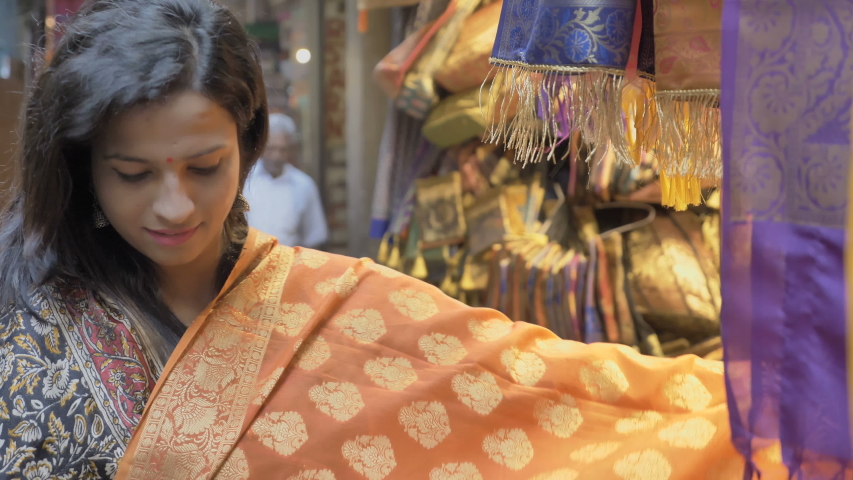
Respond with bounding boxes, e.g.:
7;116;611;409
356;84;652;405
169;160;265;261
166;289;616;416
115;229;743;479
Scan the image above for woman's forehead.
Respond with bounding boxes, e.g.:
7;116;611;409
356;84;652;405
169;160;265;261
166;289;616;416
96;91;237;155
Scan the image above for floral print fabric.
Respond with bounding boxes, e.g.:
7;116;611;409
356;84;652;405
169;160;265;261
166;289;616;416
491;0;638;70
0;280;158;479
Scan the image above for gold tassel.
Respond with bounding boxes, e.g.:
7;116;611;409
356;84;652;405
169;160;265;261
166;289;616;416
459;257;477;291
387;236;402;270
377;233;391;264
411;242;428;280
440;247;461;298
654;89;721;209
660;170;703;211
622;77;657;166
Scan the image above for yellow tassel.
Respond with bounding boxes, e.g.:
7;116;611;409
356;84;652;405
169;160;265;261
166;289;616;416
440;275;458;298
460;260;477;291
440;247;460;297
387;237;401;270
660;170;702;211
411;243;428;279
377;234;391;264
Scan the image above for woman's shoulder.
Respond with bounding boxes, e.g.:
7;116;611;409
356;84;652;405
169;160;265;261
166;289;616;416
0;278;92;359
1;276;87;320
0;277;133;477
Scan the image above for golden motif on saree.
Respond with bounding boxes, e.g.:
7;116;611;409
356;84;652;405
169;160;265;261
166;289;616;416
115;230;743;479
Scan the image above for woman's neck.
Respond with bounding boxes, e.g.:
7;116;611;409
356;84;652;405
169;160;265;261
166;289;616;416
158;237;224;327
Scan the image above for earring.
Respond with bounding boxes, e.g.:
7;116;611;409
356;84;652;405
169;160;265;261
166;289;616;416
93;204;109;228
233;194;251;213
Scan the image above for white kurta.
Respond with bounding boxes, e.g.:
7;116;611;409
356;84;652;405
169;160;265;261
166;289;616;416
244;163;328;248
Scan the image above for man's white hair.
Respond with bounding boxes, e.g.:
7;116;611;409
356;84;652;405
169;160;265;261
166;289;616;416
269;113;298;138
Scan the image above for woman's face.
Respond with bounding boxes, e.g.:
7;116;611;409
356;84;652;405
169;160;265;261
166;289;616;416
91;90;241;268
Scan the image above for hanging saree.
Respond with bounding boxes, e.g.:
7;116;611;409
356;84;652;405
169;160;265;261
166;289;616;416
721;0;853;476
488;0;639;163
653;0;722;210
70;229;746;478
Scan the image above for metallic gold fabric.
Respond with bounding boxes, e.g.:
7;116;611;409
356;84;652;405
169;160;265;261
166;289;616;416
435;0;502;93
116;229;741;479
626;212;721;341
415;172;468;248
653;0;722;91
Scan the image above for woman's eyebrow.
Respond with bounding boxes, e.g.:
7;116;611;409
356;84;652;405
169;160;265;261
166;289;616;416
185;144;226;159
103;153;148;163
102;144;226;163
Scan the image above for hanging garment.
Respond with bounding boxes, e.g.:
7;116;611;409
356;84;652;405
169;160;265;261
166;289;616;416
396;0;483;118
488;0;639;163
722;0;853;476
434;0;503;93
653;0;722;210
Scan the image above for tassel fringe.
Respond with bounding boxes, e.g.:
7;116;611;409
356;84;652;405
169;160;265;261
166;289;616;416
411;242;428;279
483;60;632;166
654;89;721;210
482;60;721;212
622;77;657;166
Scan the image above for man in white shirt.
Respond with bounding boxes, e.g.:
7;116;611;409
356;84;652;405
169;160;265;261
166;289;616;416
244;113;328;248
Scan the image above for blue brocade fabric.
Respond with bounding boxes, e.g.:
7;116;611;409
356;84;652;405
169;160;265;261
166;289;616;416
491;0;638;71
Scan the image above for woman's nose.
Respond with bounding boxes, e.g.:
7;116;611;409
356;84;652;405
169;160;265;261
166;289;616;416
152;175;195;226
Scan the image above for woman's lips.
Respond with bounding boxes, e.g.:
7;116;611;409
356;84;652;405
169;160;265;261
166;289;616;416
145;225;199;247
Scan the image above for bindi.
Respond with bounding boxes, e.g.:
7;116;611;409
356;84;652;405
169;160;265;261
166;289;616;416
166;157;174;163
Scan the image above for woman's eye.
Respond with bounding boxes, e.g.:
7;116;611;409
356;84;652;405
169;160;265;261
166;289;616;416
190;164;220;176
115;171;150;183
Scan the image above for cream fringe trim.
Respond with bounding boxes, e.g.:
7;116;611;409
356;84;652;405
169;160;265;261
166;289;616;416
481;60;722;211
482;61;631;166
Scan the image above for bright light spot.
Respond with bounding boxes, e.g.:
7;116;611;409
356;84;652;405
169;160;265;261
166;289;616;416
0;55;10;80
295;48;311;64
45;16;56;29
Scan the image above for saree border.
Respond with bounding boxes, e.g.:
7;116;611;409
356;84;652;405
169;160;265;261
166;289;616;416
118;231;293;479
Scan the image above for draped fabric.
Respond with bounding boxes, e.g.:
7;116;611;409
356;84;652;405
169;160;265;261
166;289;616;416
487;0;638;163
721;0;853;476
370;103;399;239
435;0;503;93
372;6;451;242
114;229;742;479
0;281;161;478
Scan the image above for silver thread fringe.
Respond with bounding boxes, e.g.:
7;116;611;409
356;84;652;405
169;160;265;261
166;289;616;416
481;61;632;167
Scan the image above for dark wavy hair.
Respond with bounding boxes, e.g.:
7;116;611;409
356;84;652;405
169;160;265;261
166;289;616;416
0;0;268;364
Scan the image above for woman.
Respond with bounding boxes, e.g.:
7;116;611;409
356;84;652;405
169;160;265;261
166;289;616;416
0;0;742;478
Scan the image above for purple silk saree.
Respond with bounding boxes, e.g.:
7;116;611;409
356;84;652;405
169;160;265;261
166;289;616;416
722;0;853;476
